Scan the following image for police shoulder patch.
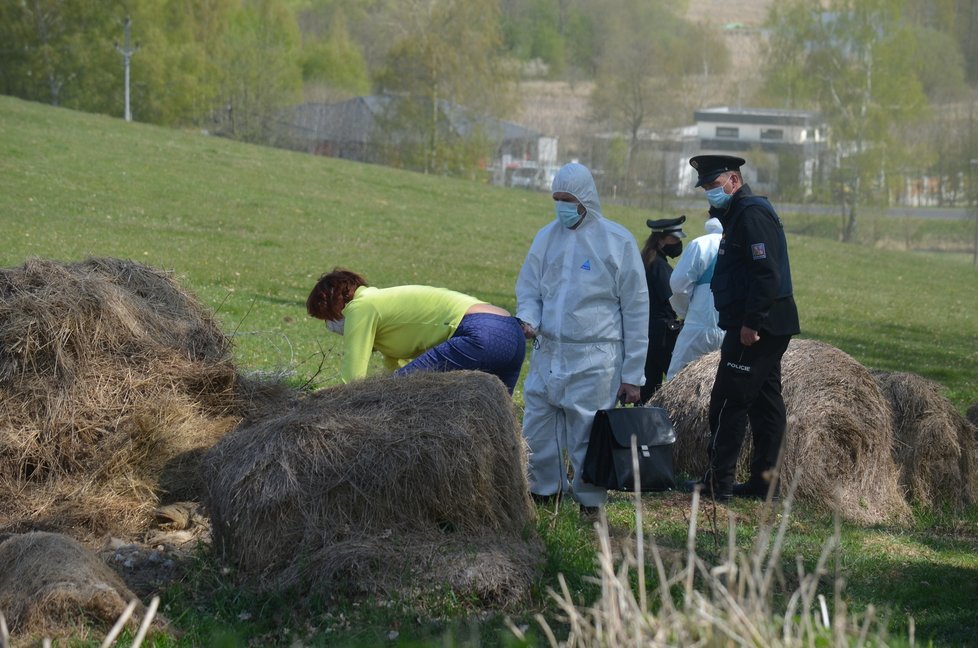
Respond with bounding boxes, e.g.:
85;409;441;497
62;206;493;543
751;243;767;260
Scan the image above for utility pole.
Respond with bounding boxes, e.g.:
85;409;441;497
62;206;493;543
972;158;978;267
115;17;139;122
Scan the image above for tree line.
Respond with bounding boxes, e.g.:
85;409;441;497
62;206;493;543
3;0;978;229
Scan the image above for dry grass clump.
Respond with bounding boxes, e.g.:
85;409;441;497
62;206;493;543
0;257;241;542
203;370;542;605
873;371;978;509
652;339;909;524
518;487;908;647
0;532;157;643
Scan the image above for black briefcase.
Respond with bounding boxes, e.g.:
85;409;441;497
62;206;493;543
582;406;676;492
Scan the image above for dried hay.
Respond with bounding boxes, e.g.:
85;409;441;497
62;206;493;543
968;402;978;429
872;371;977;509
652;338;909;523
0;531;155;640
203;370;542;605
0;257;241;542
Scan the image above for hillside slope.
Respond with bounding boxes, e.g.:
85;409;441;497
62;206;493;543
1;95;975;407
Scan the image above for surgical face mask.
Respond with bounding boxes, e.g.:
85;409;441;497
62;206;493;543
555;200;584;228
661;241;683;258
326;318;345;335
704;176;733;209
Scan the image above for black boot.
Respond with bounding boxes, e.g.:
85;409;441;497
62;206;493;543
683;478;732;503
531;491;562;506
732;478;779;501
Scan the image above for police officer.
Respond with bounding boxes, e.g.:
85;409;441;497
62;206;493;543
641;216;686;401
684;155;800;501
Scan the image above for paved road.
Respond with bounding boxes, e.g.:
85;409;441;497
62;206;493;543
667;198;976;221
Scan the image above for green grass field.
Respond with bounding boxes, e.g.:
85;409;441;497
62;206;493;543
2;95;977;646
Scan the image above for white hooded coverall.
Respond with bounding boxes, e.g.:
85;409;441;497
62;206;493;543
666;216;724;380
515;163;650;506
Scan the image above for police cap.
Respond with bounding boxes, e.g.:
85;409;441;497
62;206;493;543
646;214;687;238
689;154;746;187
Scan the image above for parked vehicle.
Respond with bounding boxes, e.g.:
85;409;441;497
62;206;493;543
510;166;546;190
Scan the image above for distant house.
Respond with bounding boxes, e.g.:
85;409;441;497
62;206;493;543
584;106;829;202
278;94;556;181
691;106;829;196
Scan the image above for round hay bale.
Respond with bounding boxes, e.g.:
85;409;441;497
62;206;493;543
203;370;542;605
652;339;909;524
0;532;151;639
872;371;977;509
967;402;978;430
0;258;241;541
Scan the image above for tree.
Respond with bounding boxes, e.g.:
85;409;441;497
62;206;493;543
498;0;597;78
125;0;235;126
293;0;373;99
761;0;930;241
299;10;370;96
211;0;304;143
0;0;296;131
0;0;122;112
905;0;978;86
587;0;725;200
373;0;516;176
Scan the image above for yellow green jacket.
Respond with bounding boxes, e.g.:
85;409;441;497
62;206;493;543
340;285;482;382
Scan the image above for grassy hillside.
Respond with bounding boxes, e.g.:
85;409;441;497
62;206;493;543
2;94;974;409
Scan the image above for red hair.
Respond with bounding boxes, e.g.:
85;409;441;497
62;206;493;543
306;268;368;320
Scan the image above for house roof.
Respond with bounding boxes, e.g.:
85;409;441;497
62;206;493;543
694;106;824;127
286;95;542;144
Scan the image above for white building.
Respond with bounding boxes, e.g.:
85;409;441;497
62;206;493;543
692;106;829;197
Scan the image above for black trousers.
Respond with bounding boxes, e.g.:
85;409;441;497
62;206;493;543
641;320;680;402
704;331;791;493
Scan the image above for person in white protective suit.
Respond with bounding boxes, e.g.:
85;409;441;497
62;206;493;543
515;162;650;515
665;211;725;380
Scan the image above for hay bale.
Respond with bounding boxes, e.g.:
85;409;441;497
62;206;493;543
203;370;542;605
0;532;147;639
873;371;978;509
967;403;978;429
652;339;909;524
0;257;241;541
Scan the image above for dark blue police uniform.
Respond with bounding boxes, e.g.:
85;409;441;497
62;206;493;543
642;253;679;400
642;216;686;401
700;183;800;498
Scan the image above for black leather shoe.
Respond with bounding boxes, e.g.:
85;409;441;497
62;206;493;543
531;492;562;505
732;481;779;501
579;504;601;519
684;479;732;502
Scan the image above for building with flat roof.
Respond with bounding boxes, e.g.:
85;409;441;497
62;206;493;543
692;106;829;196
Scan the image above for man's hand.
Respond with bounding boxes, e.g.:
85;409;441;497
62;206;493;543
740;326;760;346
616;383;641;405
519;320;537;339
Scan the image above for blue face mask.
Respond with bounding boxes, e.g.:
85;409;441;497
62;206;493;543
326;318;345;335
555;201;584;228
705;177;732;209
